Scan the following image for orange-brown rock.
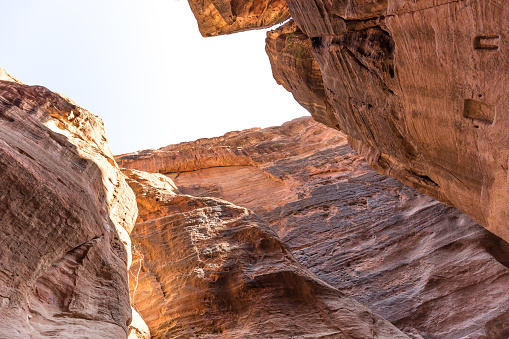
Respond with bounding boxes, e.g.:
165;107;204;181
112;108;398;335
188;0;290;37
118;117;349;214
266;20;339;130
0;69;138;337
123;168;409;338
118;117;509;338
263;0;509;242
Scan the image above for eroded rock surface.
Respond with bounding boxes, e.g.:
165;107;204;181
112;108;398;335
265;0;509;242
266;20;339;130
0;70;138;337
118;117;509;338
123;168;408;338
188;0;290;37
117;117;346;214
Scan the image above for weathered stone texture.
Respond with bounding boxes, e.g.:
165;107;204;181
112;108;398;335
123;168;408;339
188;0;290;37
266;20;340;130
266;0;509;242
118;117;509;338
0;70;138;337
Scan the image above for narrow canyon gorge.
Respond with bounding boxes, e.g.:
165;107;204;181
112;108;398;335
118;117;509;338
1;0;508;338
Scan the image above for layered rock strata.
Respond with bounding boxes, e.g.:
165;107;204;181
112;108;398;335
269;0;509;242
187;0;509;245
118;117;509;338
187;0;290;37
123;168;409;338
0;69;140;337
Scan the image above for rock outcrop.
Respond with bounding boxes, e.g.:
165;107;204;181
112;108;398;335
118;117;509;338
266;20;339;130
0;70;139;337
187;0;290;37
188;0;509;245
4;0;509;334
266;0;509;243
123;168;408;338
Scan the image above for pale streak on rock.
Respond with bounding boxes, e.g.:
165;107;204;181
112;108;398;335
128;308;151;339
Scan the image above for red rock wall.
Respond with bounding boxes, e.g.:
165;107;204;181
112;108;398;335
186;0;509;245
118;117;509;338
0;70;139;338
123;168;408;338
266;20;340;130
269;0;509;243
188;0;290;36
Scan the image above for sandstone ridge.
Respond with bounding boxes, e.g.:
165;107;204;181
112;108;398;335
0;69;412;338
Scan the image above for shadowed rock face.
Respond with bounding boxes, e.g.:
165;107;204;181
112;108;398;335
266;20;340;130
118;117;509;338
123;168;408;339
264;0;509;242
0;70;139;338
187;0;290;36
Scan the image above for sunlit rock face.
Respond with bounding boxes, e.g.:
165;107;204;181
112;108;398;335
118;117;509;338
122;168;408;339
264;0;509;243
129;308;151;339
187;0;290;37
0;69;138;338
118;118;346;214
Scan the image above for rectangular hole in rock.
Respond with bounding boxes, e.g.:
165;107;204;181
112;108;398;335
463;99;494;124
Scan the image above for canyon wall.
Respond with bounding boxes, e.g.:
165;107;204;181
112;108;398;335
118;117;509;338
0;69;411;338
0;69;140;337
188;0;509;245
3;0;509;334
271;0;509;242
188;0;290;36
122;168;408;339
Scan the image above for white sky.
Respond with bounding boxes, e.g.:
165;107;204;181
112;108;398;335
0;0;308;154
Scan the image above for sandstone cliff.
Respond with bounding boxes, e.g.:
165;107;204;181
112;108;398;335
0;68;412;339
0;69;140;337
118;117;509;338
188;0;509;247
270;1;509;243
187;0;290;36
123;168;408;338
3;0;509;334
